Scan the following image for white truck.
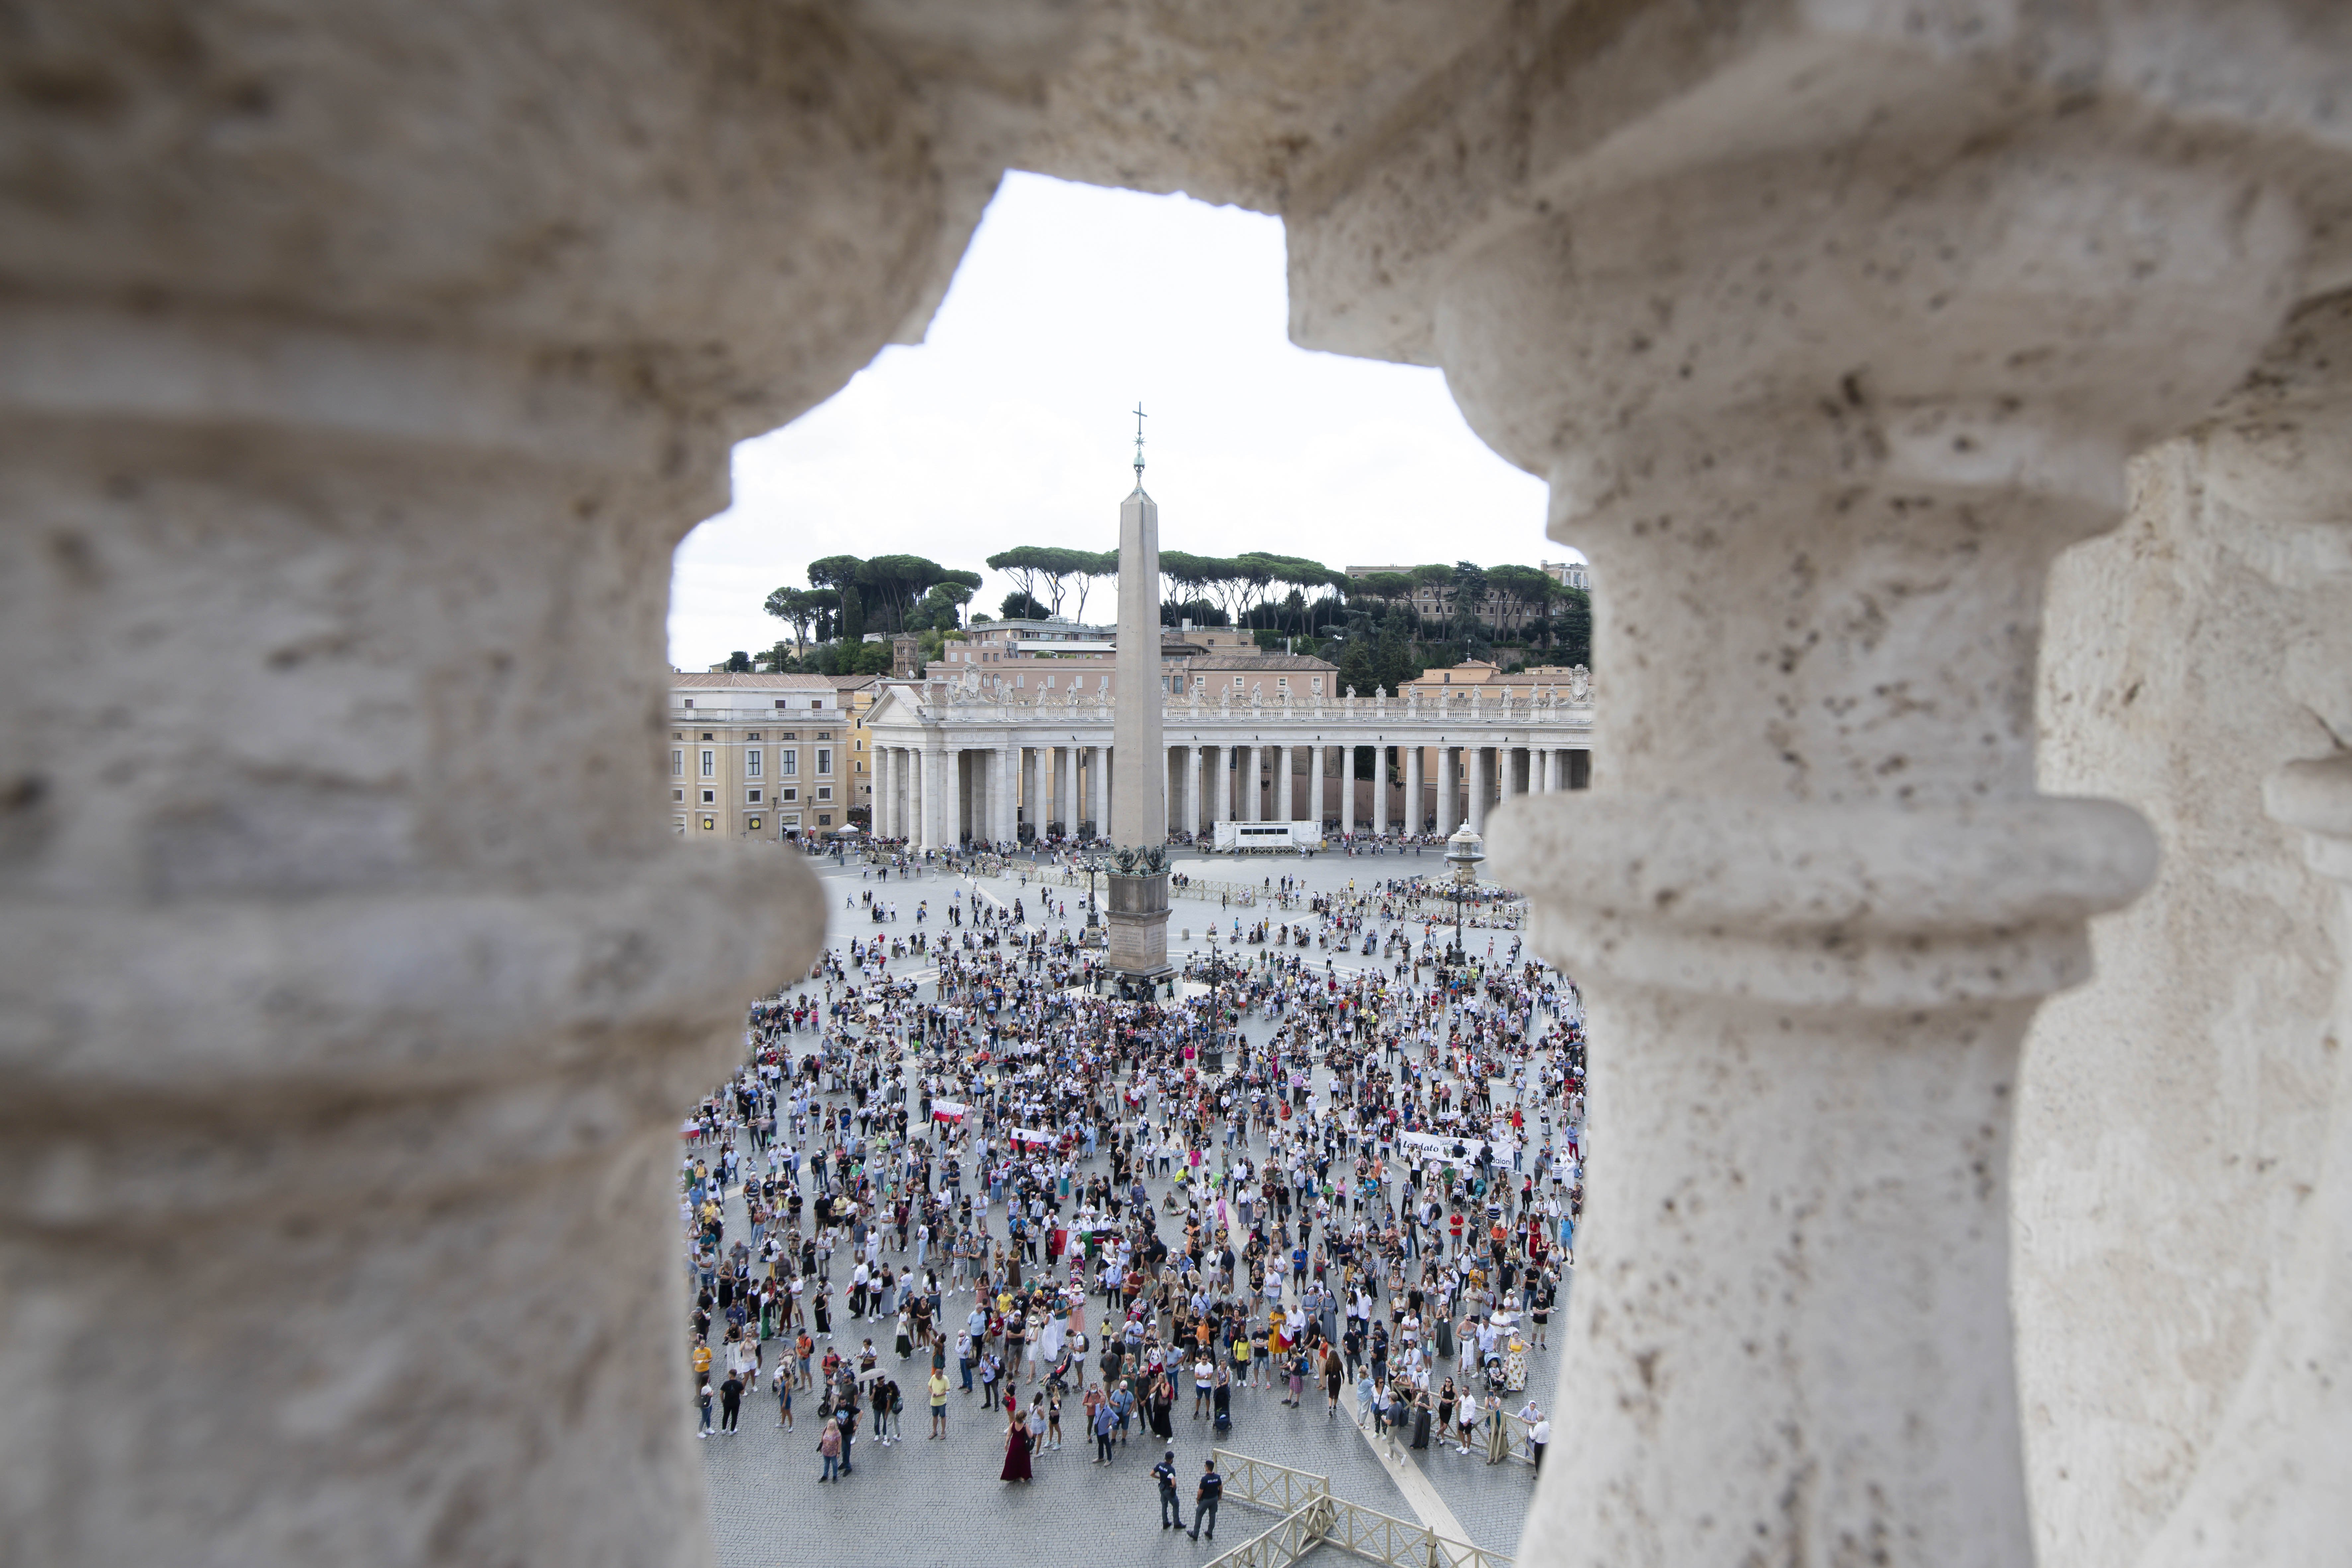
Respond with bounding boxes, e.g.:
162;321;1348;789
1213;820;1326;855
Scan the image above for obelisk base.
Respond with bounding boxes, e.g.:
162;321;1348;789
1104;869;1173;998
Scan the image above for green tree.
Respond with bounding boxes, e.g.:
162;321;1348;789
762;585;827;660
1550;586;1592;667
915;579;974;630
1450;560;1490;659
1000;589;1048;621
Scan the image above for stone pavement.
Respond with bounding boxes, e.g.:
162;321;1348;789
700;849;1565;1565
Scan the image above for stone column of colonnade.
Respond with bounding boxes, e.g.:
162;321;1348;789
1371;746;1388;837
1178;744;1200;841
1435;746;1458;835
1448;94;2309;1568
1234;743;1254;822
1403;746;1422;836
2013;291;2352;1568
1087;745;1106;838
1308;743;1326;832
1467;744;1491;834
923;737;948;851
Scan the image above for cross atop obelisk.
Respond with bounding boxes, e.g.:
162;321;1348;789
1132;402;1147;480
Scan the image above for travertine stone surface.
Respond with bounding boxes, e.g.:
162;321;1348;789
2018;291;2352;1568
0;3;1009;1562
1445;75;2311;1568
10;2;2352;1564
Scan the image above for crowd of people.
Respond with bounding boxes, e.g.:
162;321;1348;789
678;848;1588;1502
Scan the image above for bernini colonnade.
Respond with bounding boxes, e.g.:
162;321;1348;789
4;5;2347;1567
864;681;1596;845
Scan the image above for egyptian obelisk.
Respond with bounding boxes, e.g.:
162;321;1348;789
1103;406;1172;995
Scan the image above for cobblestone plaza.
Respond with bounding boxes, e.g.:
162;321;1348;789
697;846;1564;1566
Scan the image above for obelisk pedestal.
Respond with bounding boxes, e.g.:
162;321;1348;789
1104;421;1172;999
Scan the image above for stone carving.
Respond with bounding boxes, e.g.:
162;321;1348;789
1109;844;1167;875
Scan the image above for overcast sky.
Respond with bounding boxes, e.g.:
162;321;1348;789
667;172;1562;670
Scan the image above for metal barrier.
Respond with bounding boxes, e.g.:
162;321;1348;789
1204;1498;1336;1568
1205;1450;1512;1568
1212;1450;1332;1514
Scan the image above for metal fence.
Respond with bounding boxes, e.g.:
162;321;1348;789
1213;1450;1332;1514
1205;1450;1512;1568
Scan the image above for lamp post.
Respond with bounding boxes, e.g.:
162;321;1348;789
1199;948;1238;1075
1443;823;1485;980
1080;856;1106;948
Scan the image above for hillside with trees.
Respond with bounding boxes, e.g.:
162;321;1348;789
733;548;1590;680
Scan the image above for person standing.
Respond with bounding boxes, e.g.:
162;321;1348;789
1093;1392;1117;1464
696;1380;714;1440
817;1416;842;1482
719;1370;744;1435
1154;1450;1185;1531
928;1367;949;1438
1189;1458;1223;1542
1000;1409;1035;1483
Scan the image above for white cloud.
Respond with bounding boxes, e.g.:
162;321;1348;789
668;173;1563;669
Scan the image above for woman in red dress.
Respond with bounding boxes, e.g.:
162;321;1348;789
1000;1409;1035;1482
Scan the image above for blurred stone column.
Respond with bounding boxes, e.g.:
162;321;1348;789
1462;127;2303;1566
2030;291;2352;1568
0;6;1031;1561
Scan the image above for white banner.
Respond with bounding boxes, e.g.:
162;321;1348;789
931;1100;967;1123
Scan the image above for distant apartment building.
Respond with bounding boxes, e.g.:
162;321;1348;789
667;673;848;839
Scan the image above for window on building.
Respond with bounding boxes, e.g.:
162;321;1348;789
748;732;761;741
780;750;797;776
816;749;832;776
747;789;762;803
701;732;713;741
701;789;714;804
782;788;797;802
775;699;788;708
817;814;832;826
700;749;715;777
683;699;694;709
782;732;797;741
1277;677;1289;690
817;786;832;801
670;749;683;777
672;788;683;802
746;750;762;778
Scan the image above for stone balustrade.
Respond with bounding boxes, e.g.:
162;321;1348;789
6;4;2349;1567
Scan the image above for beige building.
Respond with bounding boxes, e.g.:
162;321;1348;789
826;673;883;825
667;673;850;839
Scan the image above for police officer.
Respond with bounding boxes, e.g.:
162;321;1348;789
1154;1449;1184;1530
1189;1457;1223;1542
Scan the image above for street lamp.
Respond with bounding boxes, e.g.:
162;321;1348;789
1443;823;1485;976
1079;855;1107;948
1199;948;1237;1074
